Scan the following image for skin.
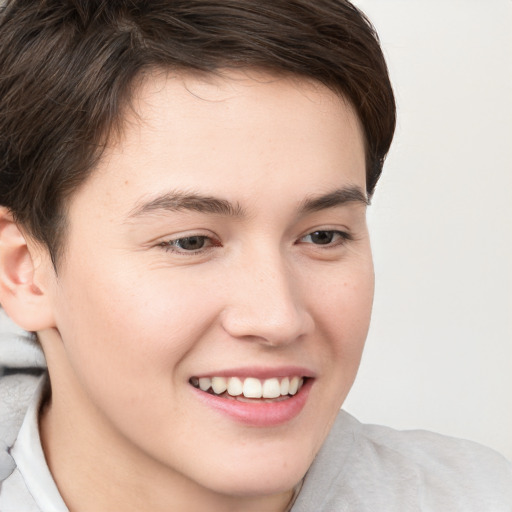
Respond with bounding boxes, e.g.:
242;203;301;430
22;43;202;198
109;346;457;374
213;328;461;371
10;70;374;511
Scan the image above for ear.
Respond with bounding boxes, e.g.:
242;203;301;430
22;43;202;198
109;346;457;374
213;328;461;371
0;207;56;331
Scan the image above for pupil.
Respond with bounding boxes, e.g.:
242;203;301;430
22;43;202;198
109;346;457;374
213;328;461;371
311;231;333;244
179;236;205;250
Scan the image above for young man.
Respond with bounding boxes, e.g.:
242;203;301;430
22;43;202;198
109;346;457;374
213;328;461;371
0;1;510;511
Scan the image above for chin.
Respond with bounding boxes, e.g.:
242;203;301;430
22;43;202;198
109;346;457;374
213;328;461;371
187;437;316;498
206;464;307;498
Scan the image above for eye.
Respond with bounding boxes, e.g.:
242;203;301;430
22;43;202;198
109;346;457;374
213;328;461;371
161;235;219;254
298;230;351;246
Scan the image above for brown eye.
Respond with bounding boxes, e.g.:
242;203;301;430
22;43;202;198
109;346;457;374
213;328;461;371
300;230;349;246
308;231;335;245
174;236;207;251
162;235;218;254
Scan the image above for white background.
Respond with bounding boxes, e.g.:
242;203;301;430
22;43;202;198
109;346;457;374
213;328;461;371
344;0;512;460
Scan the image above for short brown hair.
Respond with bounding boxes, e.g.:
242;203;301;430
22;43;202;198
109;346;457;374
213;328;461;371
0;0;395;266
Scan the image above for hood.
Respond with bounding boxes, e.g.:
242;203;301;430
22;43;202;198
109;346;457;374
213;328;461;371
0;308;46;375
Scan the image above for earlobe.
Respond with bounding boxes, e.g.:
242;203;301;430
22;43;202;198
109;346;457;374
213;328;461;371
0;207;56;331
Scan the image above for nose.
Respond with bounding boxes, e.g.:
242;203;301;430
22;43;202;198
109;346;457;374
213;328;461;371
220;250;314;346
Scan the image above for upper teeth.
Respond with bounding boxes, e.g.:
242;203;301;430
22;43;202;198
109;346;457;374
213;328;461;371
192;376;304;399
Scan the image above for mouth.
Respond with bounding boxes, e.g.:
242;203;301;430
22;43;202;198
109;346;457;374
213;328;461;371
189;375;306;403
189;368;314;426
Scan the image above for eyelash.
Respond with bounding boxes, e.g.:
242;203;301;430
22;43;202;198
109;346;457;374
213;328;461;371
159;230;352;255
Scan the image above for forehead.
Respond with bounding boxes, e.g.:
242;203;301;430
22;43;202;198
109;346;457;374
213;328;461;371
69;70;366;223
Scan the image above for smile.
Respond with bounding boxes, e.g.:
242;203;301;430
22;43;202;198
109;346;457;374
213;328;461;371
190;376;305;401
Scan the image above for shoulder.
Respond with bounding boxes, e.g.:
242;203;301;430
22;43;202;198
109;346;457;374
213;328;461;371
292;410;512;512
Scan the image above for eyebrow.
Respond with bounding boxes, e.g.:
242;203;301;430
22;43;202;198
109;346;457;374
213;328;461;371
127;185;368;220
128;191;245;219
298;186;369;214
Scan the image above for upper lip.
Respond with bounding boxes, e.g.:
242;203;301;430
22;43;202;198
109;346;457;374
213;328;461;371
191;366;316;380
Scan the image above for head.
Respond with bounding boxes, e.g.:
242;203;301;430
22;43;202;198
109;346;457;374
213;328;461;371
0;0;395;507
0;0;394;268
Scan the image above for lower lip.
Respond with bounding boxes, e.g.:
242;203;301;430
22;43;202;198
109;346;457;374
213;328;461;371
191;379;313;427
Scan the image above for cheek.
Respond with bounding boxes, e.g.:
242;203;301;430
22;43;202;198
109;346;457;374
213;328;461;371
313;255;374;338
308;256;374;384
48;264;218;443
51;259;219;391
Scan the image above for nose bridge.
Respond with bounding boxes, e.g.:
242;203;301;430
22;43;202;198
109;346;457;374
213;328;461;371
221;245;312;345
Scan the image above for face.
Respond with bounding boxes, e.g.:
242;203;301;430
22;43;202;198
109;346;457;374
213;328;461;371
40;70;373;498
